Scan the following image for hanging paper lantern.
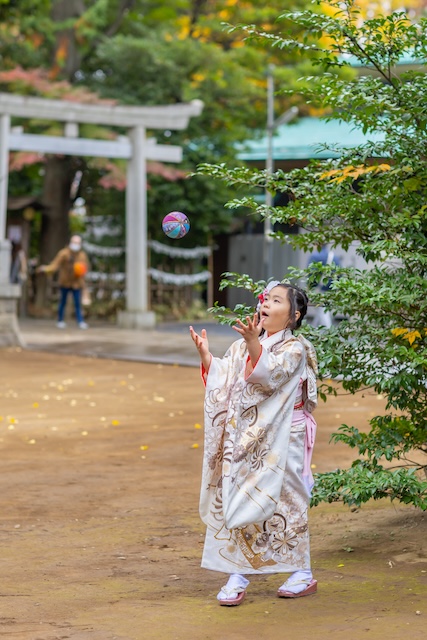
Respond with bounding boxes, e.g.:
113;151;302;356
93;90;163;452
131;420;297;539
162;211;190;239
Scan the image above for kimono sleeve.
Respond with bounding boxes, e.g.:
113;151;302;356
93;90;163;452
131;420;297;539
202;339;244;390
245;339;305;395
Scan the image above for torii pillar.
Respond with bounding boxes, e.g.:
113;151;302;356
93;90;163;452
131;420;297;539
0;93;204;340
0;113;22;346
120;125;152;329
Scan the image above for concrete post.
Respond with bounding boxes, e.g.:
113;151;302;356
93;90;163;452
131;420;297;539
117;125;156;329
263;69;274;281
0;113;23;346
0;114;11;280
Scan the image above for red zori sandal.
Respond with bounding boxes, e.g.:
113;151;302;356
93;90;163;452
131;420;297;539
218;586;247;606
277;578;318;598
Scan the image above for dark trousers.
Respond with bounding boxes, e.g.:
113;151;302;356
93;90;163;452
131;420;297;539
58;287;83;324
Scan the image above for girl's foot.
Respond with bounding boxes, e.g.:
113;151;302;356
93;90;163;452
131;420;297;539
217;574;249;606
277;570;317;598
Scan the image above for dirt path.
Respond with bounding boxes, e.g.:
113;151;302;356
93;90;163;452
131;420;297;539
0;348;425;640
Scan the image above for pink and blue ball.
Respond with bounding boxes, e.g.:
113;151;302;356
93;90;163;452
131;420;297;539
162;211;190;239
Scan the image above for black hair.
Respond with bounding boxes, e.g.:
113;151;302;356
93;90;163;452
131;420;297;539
273;283;309;330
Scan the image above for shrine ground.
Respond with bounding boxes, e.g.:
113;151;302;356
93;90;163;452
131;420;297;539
0;341;426;640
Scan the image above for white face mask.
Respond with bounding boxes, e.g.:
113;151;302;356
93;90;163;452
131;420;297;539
69;242;81;252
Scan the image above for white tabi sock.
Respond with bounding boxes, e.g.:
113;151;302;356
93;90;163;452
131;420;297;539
278;569;313;595
217;573;250;601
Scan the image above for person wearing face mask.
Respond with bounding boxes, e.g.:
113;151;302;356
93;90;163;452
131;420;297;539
37;235;89;329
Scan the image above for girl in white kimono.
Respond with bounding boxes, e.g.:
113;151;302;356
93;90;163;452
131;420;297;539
190;282;318;606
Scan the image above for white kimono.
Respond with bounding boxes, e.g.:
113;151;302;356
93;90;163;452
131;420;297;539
199;329;317;575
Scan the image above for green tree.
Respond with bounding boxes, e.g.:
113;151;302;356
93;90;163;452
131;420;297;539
0;1;138;272
2;1;317;264
198;0;427;509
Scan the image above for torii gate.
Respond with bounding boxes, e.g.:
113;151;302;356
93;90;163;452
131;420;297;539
0;93;203;341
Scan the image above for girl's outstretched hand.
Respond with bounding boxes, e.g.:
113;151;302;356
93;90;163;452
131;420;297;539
232;313;264;343
189;326;209;354
233;313;264;367
189;326;212;372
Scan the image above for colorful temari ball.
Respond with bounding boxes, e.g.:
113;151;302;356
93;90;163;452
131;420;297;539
162;211;190;239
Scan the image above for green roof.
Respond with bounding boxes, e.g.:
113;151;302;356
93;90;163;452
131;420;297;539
238;117;385;161
343;51;425;68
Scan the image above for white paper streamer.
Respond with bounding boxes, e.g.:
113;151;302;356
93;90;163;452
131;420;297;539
86;271;126;282
148;268;211;285
83;239;212;259
84;216;122;235
148;239;212;259
84;225;122;239
84;241;124;257
86;269;211;285
85;215;120;224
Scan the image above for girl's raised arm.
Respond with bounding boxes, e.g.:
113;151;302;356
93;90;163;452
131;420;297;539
189;326;212;373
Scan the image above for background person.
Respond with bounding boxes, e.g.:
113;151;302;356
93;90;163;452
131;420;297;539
10;241;28;285
307;245;340;328
38;235;89;329
190;281;318;606
10;241;28;317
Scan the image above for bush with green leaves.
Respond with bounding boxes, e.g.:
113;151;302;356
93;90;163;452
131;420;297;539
197;0;427;510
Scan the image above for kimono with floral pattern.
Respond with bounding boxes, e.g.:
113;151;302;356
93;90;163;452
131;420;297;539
199;329;317;575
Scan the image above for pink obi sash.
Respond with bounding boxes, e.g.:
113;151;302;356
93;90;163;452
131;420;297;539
292;408;317;496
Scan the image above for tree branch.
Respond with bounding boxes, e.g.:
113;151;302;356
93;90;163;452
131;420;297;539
104;0;136;39
78;0;136;77
189;0;209;29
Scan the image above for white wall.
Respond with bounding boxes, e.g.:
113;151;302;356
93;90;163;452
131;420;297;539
226;235;372;309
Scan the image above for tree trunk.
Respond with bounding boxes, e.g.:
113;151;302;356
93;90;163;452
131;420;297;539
52;0;136;81
30;2;85;314
35;156;73;311
34;1;134;314
51;0;85;81
40;156;73;262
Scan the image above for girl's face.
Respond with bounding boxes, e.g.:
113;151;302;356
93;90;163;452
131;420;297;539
260;286;299;335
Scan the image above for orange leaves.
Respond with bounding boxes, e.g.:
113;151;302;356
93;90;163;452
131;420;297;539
405;331;422;346
92;158;187;192
190;72;206;88
97;162;127;191
146;161;187;182
176;15;191;40
0;66;113;105
320;163;391;183
48;35;70;79
30;33;44;48
9;152;45;172
391;328;425;346
0;67;59;93
55;35;69;65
